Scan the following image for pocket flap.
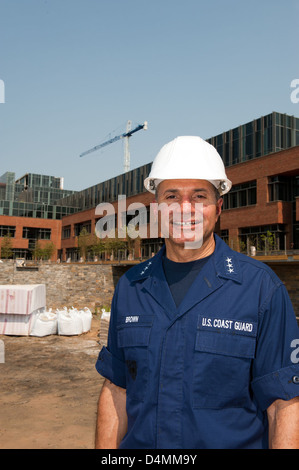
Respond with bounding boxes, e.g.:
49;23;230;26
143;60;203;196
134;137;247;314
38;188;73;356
117;314;153;348
118;326;151;347
195;330;256;359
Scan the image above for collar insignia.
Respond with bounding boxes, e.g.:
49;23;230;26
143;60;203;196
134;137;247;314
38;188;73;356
140;261;152;276
225;256;235;274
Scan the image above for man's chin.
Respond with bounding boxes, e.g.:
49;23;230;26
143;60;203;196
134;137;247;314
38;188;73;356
165;235;204;250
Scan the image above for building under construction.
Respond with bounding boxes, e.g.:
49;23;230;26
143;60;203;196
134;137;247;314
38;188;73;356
0;111;298;262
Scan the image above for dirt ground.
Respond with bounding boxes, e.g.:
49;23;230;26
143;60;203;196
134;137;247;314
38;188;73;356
0;316;105;449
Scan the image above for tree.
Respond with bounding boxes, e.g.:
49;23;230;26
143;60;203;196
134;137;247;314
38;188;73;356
104;233;126;260
42;241;56;260
32;240;43;260
32;240;56;260
89;234;105;260
1;233;13;259
119;225;141;259
77;227;92;261
260;231;275;254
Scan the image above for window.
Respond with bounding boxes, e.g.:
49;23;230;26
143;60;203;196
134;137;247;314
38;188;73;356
0;225;16;237
263;128;273;154
220;229;229;244
74;221;91;236
223;181;256;210
38;228;51;239
268;176;293;202
239;224;285;253
22;227;51;240
62;226;71;239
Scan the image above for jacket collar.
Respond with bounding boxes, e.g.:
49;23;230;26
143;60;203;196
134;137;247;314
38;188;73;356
213;234;243;284
128;234;243;285
128;245;166;283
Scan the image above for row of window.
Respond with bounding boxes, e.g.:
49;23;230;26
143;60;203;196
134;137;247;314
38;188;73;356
0;226;51;240
221;224;288;252
15;187;75;205
222;181;257;210
0;201;77;219
16;174;63;190
22;227;51;240
222;175;298;209
58;163;152;211
207;112;299;167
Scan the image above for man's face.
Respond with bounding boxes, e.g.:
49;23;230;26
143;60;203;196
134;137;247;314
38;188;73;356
156;179;223;251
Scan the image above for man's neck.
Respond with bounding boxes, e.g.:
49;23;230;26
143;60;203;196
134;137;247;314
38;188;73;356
165;234;216;263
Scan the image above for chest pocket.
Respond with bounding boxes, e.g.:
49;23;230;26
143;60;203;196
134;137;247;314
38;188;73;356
117;315;153;402
193;318;257;409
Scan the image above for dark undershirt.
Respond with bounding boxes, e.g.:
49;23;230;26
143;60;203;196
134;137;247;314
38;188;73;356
162;253;212;308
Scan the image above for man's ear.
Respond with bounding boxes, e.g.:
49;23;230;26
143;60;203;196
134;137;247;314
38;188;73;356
216;198;223;219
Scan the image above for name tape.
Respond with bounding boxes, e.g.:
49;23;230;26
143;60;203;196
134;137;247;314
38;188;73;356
201;316;255;334
125;315;139;323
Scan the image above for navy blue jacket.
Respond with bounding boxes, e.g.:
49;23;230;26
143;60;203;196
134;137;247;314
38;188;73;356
96;235;299;449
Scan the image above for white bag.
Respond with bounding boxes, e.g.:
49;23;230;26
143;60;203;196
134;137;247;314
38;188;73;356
30;309;58;337
79;307;92;333
101;308;111;321
57;307;83;336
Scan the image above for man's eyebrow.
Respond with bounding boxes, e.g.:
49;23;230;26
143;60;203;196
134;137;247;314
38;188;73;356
163;188;209;194
192;188;209;192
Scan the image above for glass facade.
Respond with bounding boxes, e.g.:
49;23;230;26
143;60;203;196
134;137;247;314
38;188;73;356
58;162;152;211
0;172;78;219
207;112;299;167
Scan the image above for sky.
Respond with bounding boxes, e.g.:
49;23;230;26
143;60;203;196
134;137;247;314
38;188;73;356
0;0;299;192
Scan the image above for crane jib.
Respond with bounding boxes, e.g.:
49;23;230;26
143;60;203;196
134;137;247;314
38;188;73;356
79;121;148;164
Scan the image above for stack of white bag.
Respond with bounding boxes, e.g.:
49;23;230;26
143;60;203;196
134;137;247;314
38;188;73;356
30;306;92;337
56;306;92;336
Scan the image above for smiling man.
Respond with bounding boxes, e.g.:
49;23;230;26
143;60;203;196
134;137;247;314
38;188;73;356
156;178;222;260
95;136;299;449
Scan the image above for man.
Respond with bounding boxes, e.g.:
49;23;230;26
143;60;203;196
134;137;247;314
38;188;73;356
95;136;299;449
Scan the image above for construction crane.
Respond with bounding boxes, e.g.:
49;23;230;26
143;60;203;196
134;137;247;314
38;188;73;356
79;120;148;172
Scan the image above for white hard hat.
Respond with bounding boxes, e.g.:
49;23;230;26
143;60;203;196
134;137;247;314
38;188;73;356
144;136;232;196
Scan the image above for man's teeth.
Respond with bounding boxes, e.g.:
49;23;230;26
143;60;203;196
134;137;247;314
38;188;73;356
173;221;199;226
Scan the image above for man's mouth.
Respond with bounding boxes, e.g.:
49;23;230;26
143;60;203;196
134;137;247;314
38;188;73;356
172;220;201;226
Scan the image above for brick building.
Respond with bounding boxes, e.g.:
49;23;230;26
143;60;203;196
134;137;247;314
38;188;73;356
219;145;298;253
0;214;62;259
1;111;299;262
0;172;77;259
59;111;299;261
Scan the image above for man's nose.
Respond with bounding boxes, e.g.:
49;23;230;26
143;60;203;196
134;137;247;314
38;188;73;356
180;200;203;217
181;200;192;210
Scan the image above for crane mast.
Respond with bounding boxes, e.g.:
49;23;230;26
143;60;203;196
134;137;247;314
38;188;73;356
80;120;148;172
